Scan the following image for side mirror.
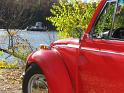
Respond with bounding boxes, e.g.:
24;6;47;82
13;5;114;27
101;31;110;39
101;34;109;39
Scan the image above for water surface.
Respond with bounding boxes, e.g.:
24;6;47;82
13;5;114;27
0;29;58;63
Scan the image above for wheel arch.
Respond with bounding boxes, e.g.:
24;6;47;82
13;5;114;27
26;50;73;93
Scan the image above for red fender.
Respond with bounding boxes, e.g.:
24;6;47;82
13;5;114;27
27;49;73;93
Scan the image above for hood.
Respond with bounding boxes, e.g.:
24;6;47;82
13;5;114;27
50;38;79;47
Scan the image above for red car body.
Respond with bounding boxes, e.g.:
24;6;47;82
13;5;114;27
26;0;124;93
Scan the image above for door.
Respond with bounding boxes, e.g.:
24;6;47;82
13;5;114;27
96;1;124;92
78;0;124;93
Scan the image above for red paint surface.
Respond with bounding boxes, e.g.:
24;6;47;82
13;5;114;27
27;0;124;93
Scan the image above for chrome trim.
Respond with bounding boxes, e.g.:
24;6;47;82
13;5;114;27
54;44;79;48
67;44;79;48
109;0;118;37
55;44;124;56
81;47;124;56
101;50;124;56
81;47;99;52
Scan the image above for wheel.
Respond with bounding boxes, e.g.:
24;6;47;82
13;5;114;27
22;63;48;93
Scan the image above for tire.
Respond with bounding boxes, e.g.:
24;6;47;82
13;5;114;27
22;63;48;93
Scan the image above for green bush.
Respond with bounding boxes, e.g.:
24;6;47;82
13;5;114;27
0;51;3;56
0;60;18;68
47;1;95;38
0;51;18;68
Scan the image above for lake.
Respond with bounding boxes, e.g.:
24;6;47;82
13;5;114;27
0;29;58;48
0;29;58;63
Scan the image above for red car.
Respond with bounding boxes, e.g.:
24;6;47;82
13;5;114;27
22;0;124;93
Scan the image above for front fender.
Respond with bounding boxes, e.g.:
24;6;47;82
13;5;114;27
27;49;73;93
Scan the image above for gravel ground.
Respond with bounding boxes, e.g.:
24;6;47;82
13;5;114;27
0;68;24;93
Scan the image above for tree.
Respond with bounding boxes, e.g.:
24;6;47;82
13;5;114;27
0;0;59;62
47;1;95;38
0;0;34;61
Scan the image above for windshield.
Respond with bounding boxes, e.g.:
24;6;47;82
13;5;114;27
91;0;124;40
92;0;116;38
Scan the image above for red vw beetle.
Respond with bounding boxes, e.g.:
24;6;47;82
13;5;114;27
23;0;124;93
